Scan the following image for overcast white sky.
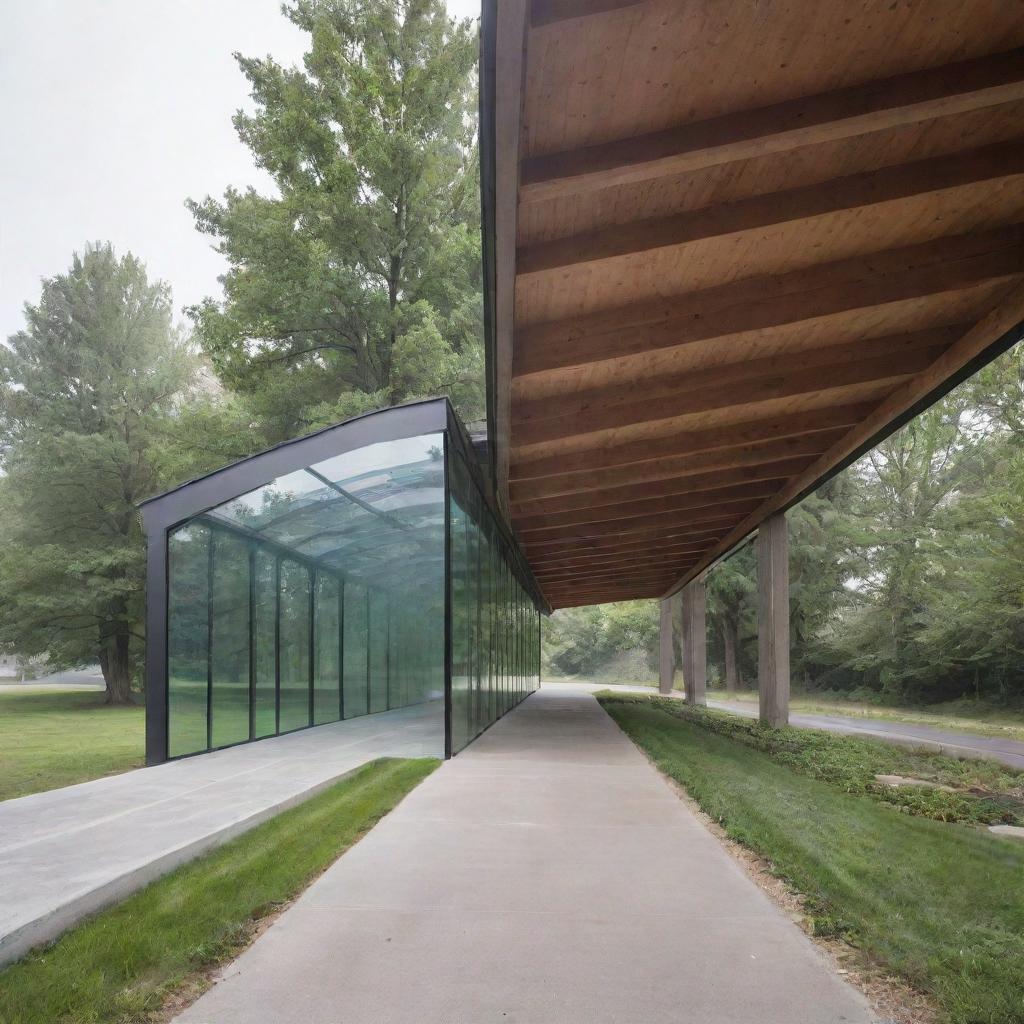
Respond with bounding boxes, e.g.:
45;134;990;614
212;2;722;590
0;0;480;341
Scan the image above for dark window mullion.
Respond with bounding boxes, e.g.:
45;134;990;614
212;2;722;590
309;568;316;727
248;544;256;742
274;555;281;735
206;531;214;751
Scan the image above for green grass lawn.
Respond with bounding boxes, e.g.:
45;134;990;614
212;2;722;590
599;695;1024;1024
0;756;437;1024
0;690;144;802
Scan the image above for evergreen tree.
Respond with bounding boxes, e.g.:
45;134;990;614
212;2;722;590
188;0;483;441
0;245;199;703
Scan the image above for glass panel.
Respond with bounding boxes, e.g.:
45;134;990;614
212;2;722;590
168;523;210;756
253;550;277;738
279;558;311;733
368;589;389;713
314;573;341;725
449;480;471;753
445;445;542;755
210;531;251;749
343;582;368;717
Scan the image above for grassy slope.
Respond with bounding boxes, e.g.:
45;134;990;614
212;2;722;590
0;690;144;801
601;698;1024;1024
598;694;1024;826
0;756;437;1024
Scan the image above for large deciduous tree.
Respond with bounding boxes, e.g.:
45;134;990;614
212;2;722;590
0;244;199;703
188;0;483;441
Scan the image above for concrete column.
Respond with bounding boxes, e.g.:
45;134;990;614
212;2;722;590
659;598;674;694
682;579;707;705
757;512;790;727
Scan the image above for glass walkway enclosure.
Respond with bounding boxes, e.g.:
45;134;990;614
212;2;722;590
140;399;545;765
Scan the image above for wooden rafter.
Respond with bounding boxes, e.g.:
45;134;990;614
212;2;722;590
486;2;1024;609
513;226;1024;377
518;142;1024;274
519;48;1024;202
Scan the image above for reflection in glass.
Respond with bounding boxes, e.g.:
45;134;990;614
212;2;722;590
253;550;277;737
343;582;369;717
210;531;251;748
446;447;542;754
314;573;341;725
160;418;537;762
168;524;210;757
368;589;389;713
279;558;312;733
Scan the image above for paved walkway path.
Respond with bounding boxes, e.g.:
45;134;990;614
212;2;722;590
0;701;442;966
179;685;873;1023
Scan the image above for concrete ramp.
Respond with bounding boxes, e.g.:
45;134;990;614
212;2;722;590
178;686;874;1023
0;701;443;967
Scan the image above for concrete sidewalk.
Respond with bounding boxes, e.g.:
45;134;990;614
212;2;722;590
178;685;874;1024
0;701;443;967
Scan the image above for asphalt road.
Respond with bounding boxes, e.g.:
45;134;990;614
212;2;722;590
707;699;1024;770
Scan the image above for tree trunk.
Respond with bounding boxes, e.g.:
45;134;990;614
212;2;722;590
723;616;739;694
99;625;134;705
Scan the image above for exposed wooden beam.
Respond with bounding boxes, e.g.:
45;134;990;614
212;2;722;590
519;48;1024;202
512;225;1024;377
529;0;647;28
518;143;1024;274
537;566;685;587
517;505;755;544
516;484;778;534
490;0;529;517
512;457;811;519
543;581;669;597
515;325;956;434
523;527;726;558
511;406;872;481
530;542;715;570
552;593;663;606
538;571;693;591
534;549;702;574
514;343;944;447
663;281;1024;598
510;430;848;502
549;589;666;609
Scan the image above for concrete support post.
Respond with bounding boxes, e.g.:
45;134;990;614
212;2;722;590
659;598;675;694
682;579;707;705
757;512;790;727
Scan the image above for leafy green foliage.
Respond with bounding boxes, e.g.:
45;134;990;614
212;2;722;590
188;0;483;441
543;601;659;680
603;698;1024;1024
0;757;437;1024
0;246;211;701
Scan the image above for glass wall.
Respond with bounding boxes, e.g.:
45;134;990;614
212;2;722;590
150;401;542;763
164;432;447;758
447;432;541;755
